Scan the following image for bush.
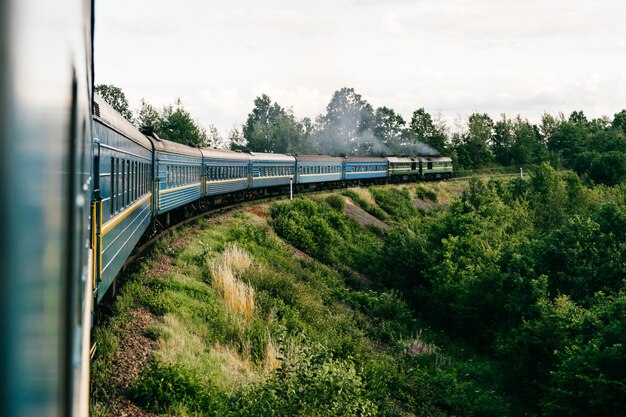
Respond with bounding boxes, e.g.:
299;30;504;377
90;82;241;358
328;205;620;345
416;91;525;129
130;361;220;413
370;187;416;219
415;186;438;202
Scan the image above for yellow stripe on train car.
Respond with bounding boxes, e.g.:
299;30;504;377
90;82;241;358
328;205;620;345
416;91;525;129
101;193;152;236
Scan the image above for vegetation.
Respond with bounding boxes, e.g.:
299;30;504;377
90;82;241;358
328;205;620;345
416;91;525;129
91;166;625;416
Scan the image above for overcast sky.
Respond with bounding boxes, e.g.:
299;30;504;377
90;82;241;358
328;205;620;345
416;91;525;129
95;0;626;134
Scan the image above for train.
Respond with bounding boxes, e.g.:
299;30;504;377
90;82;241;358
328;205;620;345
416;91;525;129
0;1;451;416
92;93;452;302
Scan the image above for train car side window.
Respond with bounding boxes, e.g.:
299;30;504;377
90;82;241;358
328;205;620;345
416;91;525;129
126;159;130;206
121;158;126;208
111;157;115;215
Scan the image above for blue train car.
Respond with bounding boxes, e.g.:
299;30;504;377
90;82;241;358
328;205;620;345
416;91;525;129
343;157;388;181
201;148;250;197
295;155;343;184
250;152;296;189
151;135;203;215
0;0;94;414
93;95;154;302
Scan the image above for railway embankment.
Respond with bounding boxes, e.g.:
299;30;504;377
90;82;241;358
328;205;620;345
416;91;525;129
92;169;626;416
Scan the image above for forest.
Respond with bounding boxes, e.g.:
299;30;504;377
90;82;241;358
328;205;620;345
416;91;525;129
97;84;626;185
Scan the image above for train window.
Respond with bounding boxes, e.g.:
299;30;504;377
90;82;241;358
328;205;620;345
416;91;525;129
125;160;130;206
122;158;127;208
133;161;139;201
137;162;140;197
110;157;115;215
427;162;433;170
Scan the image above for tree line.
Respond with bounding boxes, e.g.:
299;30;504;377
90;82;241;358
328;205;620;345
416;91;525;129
96;84;626;184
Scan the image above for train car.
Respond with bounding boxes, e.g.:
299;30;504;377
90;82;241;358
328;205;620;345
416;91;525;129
387;156;419;181
418;156;453;179
249;152;296;189
93;95;154;302
201;148;250;199
343;156;388;182
0;0;94;415
151;135;203;215
295;155;343;185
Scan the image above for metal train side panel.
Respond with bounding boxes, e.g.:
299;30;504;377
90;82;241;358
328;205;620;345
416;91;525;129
295;155;343;184
0;0;94;416
201;149;250;196
250;153;296;189
94;117;152;302
343;158;388;181
155;150;203;214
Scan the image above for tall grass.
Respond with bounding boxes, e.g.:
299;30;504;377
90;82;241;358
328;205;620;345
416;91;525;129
210;247;255;319
221;245;253;276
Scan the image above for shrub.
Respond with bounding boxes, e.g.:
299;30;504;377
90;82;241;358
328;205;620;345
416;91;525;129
415;186;438;202
370;187;416;219
326;194;345;211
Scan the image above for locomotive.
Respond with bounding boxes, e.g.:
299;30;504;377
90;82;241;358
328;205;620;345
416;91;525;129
0;1;451;416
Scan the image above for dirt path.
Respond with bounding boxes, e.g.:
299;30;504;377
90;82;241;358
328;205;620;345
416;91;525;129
344;199;390;230
108;309;158;417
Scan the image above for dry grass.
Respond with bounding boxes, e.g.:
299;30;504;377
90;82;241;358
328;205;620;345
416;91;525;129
210;263;255;319
221;245;253;277
352;187;377;207
156;315;205;366
264;334;280;372
210;342;258;383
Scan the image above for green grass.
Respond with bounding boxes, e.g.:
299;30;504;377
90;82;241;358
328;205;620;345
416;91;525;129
91;180;516;416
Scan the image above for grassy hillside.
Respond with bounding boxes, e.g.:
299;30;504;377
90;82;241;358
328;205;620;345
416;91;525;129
92;169;626;416
92;180;514;416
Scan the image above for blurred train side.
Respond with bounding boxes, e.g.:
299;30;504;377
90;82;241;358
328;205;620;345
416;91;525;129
0;0;94;416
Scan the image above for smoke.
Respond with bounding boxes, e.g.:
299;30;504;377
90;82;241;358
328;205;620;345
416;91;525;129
312;111;392;156
398;141;440;156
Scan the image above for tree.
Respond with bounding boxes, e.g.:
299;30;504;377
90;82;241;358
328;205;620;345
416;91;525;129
95;84;133;122
228;126;247;151
315;87;375;155
408;108;447;154
510;116;547;166
491;115;514;165
612;110;626;134
373;106;406;154
243;94;304;153
205;124;226;149
136;99;162;135
453;113;493;169
157;98;206;146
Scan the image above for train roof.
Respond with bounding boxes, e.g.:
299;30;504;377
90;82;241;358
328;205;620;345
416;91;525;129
149;133;203;157
93;94;153;149
344;156;388;163
249;152;295;162
200;147;250;160
295;155;344;163
417;156;452;162
386;156;416;163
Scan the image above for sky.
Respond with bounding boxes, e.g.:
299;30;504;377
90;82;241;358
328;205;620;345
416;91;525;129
95;0;626;135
